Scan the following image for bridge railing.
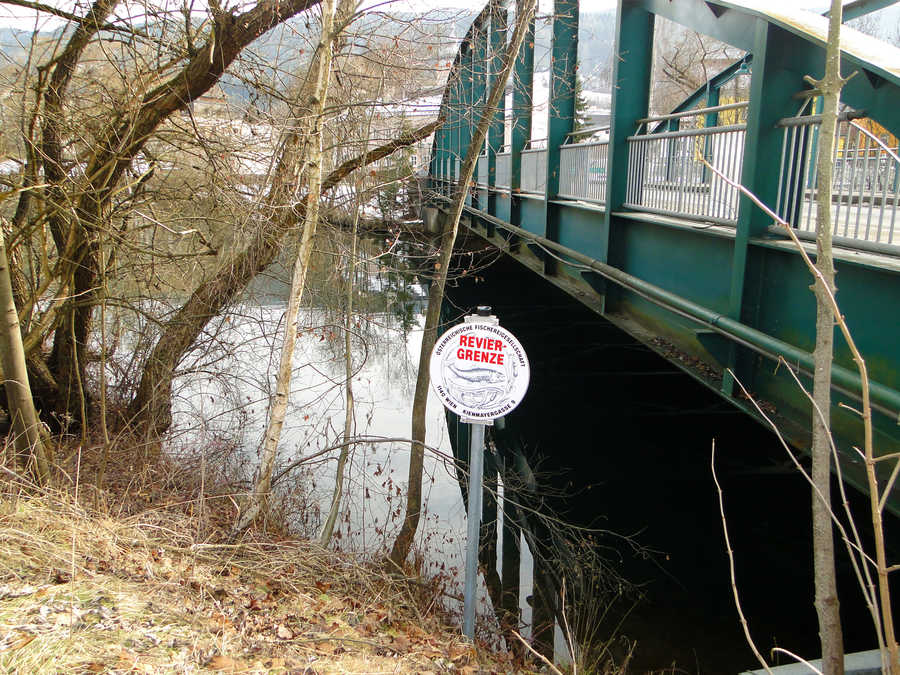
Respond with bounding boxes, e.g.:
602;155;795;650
559;128;610;205
624;106;747;225
521;140;548;194
496;151;511;188
476;152;489;187
776;112;900;247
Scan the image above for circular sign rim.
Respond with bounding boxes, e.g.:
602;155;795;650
429;321;530;421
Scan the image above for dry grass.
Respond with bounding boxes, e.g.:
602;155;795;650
0;458;531;674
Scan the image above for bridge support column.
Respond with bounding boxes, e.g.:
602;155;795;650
471;18;488;212
723;20;803;397
509;0;535;251
542;0;579;276
602;5;655;311
487;1;506;225
448;45;467;202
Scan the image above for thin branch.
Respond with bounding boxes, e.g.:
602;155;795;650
711;439;773;674
512;631;564;675
771;648;824;675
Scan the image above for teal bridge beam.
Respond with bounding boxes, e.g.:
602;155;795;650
837;0;900;22
425;0;900;510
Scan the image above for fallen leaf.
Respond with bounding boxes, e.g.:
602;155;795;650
52;570;71;584
392;634;411;651
206;654;246;671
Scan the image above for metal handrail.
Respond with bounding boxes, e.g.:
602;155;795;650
638;101;748;125
850;120;900;164
776;109;867;127
628;123;746;142
563;139;611;149
567;125;610;138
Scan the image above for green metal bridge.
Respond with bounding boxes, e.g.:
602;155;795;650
423;0;900;507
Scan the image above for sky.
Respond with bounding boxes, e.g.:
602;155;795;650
0;0;844;31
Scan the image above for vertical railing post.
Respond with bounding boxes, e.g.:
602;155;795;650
542;0;579;275
509;0;535;244
807;95;825;189
665;117;679;184
488;0;507;222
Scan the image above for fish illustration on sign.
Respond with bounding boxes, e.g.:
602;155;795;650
441;349;514;410
447;364;506;385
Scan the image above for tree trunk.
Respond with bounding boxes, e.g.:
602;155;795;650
0;222;50;484
388;0;537;570
810;1;845;672
230;0;338;537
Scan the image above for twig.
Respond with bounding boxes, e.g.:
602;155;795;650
512;630;564;675
711;440;772;674
272;636;402;652
771;647;823;675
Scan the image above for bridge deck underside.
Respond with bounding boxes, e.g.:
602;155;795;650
431;190;900;510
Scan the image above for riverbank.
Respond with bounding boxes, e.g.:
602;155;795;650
0;452;531;674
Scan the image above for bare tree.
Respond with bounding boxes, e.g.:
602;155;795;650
805;1;849;672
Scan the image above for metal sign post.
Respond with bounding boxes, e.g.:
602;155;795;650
463;419;485;639
429;306;530;640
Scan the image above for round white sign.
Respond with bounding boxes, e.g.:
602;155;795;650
429;320;530;421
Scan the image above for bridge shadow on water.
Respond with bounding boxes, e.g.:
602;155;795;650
442;254;896;674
